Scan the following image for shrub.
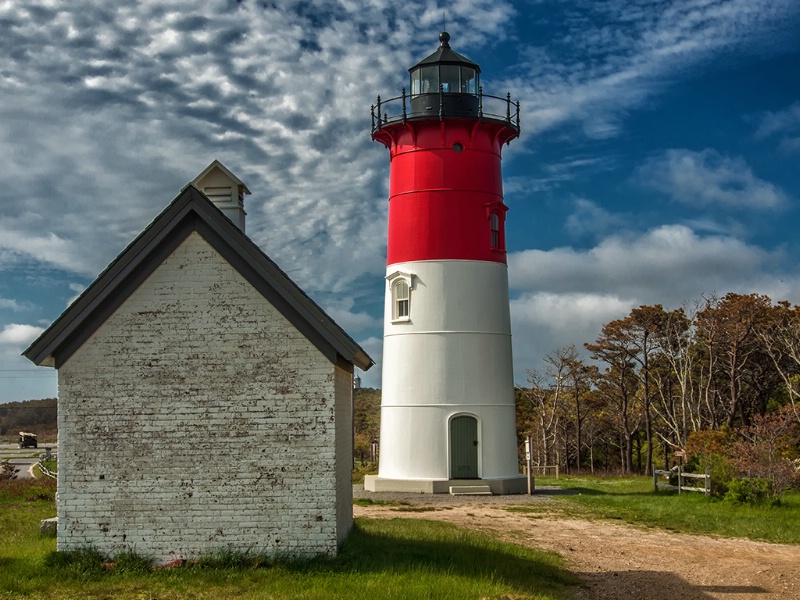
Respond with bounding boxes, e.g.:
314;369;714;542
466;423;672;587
725;478;775;505
0;459;19;480
685;429;736;496
729;405;800;498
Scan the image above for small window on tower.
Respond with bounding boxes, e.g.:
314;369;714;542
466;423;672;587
490;213;502;249
393;280;410;321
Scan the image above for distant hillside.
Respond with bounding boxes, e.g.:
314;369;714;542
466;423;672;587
0;398;57;443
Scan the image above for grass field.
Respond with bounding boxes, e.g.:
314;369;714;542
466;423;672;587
6;474;800;599
531;474;800;544
1;478;576;600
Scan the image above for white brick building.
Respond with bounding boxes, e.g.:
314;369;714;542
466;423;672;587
24;163;373;563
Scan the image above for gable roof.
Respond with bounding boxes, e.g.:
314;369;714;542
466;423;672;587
24;185;373;372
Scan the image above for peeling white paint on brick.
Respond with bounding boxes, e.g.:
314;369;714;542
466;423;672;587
57;232;352;563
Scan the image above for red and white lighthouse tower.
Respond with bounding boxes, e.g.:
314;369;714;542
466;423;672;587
365;33;526;494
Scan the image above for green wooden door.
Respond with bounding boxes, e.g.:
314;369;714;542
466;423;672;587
450;416;479;479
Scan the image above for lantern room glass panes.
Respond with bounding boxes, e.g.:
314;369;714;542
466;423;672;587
419;66;438;94
440;65;460;93
461;67;477;94
411;70;421;95
411;65;479;96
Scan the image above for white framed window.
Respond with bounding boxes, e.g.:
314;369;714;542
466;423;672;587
394;280;409;320
387;271;413;322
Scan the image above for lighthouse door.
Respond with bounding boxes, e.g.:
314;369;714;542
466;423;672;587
450;416;479;479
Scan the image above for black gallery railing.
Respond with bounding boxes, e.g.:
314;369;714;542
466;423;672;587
371;86;521;135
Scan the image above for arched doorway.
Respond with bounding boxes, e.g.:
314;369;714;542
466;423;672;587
450;415;479;479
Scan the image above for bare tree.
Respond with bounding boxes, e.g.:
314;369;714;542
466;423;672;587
758;301;800;424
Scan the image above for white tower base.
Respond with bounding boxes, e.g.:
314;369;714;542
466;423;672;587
371;261;524;495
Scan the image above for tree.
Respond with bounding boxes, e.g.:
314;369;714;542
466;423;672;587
353;388;381;464
695;293;774;428
625;305;669;475
759;301;800;424
586;309;666;474
519;369;562;466
555;345;595;471
518;346;583;468
650;305;701;448
587;318;643;474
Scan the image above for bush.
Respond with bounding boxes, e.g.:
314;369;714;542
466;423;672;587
729;405;800;498
352;461;378;484
685;429;736;496
0;459;19;480
725;478;775;505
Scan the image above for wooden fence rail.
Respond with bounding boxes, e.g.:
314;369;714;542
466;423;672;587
524;465;559;478
654;467;710;496
37;454;57;480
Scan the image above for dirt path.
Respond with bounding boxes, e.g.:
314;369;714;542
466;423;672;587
353;501;800;599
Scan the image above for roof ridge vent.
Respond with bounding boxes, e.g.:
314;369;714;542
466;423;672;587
191;159;251;232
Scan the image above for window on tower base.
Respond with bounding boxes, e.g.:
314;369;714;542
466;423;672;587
396;284;409;318
387;271;413;322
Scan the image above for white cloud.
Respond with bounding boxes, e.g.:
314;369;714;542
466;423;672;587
506;223;800;378
510;292;634;382
510;224;771;301
322;298;382;334
0;298;29;312
756;101;800;138
635;149;788;209
0;323;56;402
565;198;627;239
0;323;44;346
755;101;800;152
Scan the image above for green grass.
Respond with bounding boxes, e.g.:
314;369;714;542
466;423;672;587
528;474;800;544
1;478;577;600
39;459;57;474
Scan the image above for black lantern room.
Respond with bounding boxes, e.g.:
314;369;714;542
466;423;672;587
408;31;480;117
371;32;519;136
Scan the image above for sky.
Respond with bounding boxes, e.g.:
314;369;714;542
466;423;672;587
2;0;800;402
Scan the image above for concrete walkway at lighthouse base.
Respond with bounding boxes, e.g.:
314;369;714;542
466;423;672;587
363;475;528;495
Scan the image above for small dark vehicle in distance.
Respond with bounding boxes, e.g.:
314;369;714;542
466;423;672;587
18;432;38;449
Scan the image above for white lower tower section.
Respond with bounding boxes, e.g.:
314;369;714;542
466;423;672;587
365;260;525;494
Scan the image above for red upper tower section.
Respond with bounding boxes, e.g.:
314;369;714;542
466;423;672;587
372;32;520;266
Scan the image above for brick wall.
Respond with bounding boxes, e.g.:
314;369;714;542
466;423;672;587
56;232;352;562
334;365;353;544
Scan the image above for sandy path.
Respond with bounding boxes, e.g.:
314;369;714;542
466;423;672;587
353;502;800;599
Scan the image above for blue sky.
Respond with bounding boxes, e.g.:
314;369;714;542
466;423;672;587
2;0;800;401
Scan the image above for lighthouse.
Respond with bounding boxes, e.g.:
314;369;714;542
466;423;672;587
365;32;526;494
